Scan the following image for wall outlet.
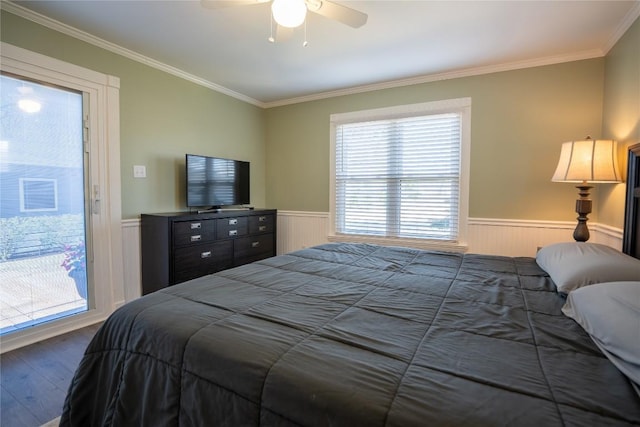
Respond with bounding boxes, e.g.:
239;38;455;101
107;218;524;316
133;165;146;178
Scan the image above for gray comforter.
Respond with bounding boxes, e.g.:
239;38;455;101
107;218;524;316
61;243;640;426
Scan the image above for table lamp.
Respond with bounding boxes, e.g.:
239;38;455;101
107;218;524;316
552;136;622;242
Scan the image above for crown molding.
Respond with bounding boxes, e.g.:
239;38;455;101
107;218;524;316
0;1;265;108
263;49;604;108
602;0;640;54
3;0;634;110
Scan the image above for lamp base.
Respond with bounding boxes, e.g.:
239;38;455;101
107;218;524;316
573;185;593;242
573;217;590;242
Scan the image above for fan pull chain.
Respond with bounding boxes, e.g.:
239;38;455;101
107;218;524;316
268;12;275;43
303;20;308;47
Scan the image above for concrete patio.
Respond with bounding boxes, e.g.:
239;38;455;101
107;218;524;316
0;253;86;334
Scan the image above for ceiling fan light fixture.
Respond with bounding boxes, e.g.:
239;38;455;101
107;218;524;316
271;0;307;28
18;99;42;113
17;86;42;113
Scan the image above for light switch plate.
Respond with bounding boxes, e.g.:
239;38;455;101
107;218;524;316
133;165;146;178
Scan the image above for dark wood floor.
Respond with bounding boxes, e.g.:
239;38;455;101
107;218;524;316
1;323;102;427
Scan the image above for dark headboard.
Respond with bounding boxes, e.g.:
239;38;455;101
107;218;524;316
622;143;640;258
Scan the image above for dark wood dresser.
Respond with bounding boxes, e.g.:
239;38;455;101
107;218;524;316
141;209;276;295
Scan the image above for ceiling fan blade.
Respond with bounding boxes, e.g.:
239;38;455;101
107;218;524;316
200;0;270;10
306;0;367;28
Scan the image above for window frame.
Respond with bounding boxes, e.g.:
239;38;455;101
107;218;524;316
0;42;122;352
329;98;471;252
19;178;59;212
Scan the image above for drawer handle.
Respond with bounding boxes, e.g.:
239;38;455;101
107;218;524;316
251;241;260;248
201;251;212;258
190;235;202;242
229;230;238;236
258;216;266;222
229;219;238;225
259;226;267;232
190;223;202;229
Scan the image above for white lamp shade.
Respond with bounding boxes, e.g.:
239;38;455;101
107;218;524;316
271;0;307;28
552;138;622;183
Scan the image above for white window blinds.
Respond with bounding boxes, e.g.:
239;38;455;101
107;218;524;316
334;112;462;242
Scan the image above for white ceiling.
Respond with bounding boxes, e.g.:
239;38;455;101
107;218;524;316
6;1;640;107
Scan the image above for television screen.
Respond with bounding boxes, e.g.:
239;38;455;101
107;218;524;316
186;154;250;208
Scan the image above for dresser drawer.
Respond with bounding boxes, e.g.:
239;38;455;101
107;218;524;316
216;217;248;239
249;214;274;234
173;219;216;246
173;240;233;282
234;234;274;260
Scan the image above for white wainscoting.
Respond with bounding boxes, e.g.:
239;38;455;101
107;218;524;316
467;218;623;256
119;212;623;303
590;223;626;250
275;212;623;257
121;219;142;302
277;211;330;254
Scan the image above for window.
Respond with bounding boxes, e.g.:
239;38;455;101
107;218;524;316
19;178;58;212
330;98;470;251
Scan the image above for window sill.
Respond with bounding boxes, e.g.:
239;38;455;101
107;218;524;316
327;234;468;253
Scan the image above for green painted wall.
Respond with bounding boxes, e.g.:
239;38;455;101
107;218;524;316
1;11;266;219
265;60;605;221
3;8;636;228
601;16;640;229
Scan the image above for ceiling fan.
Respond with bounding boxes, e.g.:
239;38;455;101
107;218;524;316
200;0;368;31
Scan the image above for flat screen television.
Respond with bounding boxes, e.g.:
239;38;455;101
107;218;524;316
185;154;250;209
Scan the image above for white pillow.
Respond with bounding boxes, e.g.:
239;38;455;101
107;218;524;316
562;281;640;392
536;242;640;294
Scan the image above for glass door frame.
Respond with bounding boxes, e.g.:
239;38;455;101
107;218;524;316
0;42;123;353
1;71;92;330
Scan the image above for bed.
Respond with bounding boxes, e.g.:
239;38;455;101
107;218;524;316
61;148;640;426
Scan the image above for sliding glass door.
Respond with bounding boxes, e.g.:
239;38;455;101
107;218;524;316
0;73;91;334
